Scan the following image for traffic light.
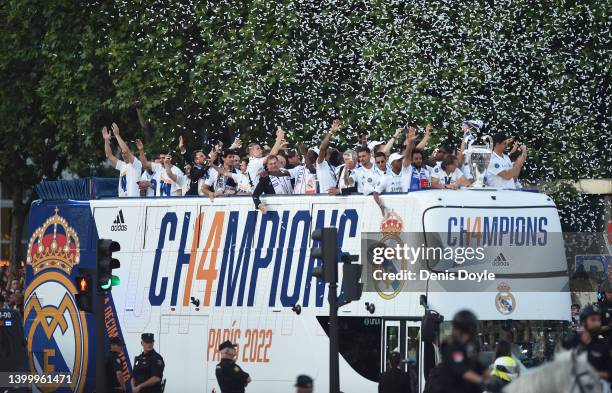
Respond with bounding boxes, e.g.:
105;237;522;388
311;227;338;283
97;239;121;291
74;274;93;312
340;253;362;303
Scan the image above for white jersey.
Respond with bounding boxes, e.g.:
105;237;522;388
151;163;185;196
486;152;516;189
432;166;465;185
247;156;265;188
140;170;159;197
288;165;317;194
375;168;410;193
205;168;237;194
316;160;336;194
228;172;254;194
354;164;382;195
115;158;142;197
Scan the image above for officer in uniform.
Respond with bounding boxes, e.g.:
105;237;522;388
437;310;487;393
131;333;165;393
294;374;313;393
105;336;125;392
598;281;612;340
573;304;612;391
215;340;251;393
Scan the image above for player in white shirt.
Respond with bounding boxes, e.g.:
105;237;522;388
403;127;431;192
246;128;288;188
102;123;142;198
328;150;358;195
372;153;410;215
353;147;382;195
431;155;470;189
210;156;254;194
135;139;186;196
315;119;342;194
288;149;318;194
485;133;527;189
202;150;238;200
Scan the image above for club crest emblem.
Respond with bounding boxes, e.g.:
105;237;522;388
24;207;88;393
371;210;407;300
495;282;516;315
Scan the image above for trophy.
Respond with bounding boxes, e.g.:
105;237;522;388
466;135;493;188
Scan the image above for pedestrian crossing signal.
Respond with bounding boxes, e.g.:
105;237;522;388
74;275;93;312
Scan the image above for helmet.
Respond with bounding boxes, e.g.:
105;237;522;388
491;356;519;382
600;281;612;293
579;304;601;322
452;310;478;334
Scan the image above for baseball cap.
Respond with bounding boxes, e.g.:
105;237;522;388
218;340;237;351
141;333;154;343
388;152;403;163
367;141;385;151
295;375;313;388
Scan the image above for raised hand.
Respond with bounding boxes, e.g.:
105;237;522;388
330;118;341;134
178;135;184;151
101;126;111;140
521;144;528;156
111;122;120;137
276;127;285;140
394;127;403;138
209;149;218;163
407;127;417;142
135;139;144;151
425;123;433;135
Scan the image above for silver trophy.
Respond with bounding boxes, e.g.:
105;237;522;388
466;135;493;188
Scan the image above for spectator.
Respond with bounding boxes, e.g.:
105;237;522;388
0;293;7;309
102;123;142;197
431;156;470;189
136;139;186;196
9;279;19;294
378;352;411;393
485;133;527;189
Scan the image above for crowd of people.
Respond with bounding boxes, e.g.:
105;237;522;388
0;268;24;313
102;119;528;214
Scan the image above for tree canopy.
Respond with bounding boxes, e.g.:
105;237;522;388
0;0;610;241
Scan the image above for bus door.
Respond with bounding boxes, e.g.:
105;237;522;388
381;319;422;391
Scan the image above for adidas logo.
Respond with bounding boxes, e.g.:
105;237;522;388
492;253;509;266
111;210;127;232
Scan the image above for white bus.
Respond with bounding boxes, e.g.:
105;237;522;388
23;189;571;392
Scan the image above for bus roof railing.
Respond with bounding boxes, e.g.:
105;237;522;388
34;178;539;201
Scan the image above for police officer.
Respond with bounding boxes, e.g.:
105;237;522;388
574;304;612;390
105;336;125;392
378;351;411;393
215;340;251;393
295;374;313;393
438;310;486;393
598;281;612;340
131;333;165;393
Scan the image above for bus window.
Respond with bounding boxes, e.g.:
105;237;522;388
317;316;382;382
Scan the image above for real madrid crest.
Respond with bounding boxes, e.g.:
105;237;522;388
495;282;516;315
23;207;88;393
371;210;407;300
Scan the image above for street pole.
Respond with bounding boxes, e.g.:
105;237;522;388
95;291;107;393
329;280;339;393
